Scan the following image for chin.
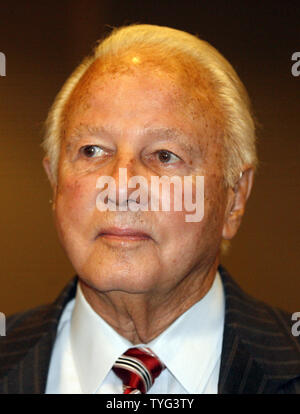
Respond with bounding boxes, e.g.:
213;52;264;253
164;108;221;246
79;265;159;294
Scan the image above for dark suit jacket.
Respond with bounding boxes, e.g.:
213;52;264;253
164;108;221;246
1;266;300;394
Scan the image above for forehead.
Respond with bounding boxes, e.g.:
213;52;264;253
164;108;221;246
62;53;225;148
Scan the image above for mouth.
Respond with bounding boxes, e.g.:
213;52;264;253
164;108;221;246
97;227;152;242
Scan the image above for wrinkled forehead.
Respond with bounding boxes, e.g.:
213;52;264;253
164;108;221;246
68;46;223;109
62;48;225;150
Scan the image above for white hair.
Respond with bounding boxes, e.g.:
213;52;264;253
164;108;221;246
42;24;257;186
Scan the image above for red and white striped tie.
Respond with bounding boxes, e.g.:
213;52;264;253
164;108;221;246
112;347;165;394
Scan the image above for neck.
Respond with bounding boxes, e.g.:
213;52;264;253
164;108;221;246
79;259;219;344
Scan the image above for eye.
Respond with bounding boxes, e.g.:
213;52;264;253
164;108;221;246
156;150;181;164
80;145;105;158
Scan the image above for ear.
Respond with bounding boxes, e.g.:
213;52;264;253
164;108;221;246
222;168;254;240
43;156;57;205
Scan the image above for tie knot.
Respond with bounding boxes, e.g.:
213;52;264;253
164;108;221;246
113;347;165;394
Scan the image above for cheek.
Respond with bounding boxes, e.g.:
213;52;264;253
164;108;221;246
166;176;226;246
202;176;227;239
156;210;203;255
155;176;215;243
154;210;213;277
55;174;97;229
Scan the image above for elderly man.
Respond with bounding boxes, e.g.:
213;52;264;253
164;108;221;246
1;24;299;394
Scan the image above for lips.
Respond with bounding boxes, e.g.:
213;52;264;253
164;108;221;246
98;227;151;241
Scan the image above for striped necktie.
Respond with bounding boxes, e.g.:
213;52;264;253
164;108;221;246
112;347;165;394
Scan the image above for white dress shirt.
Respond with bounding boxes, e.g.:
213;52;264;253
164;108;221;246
45;271;225;394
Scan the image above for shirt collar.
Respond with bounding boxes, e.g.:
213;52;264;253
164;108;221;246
70;285;132;394
148;271;225;393
70;271;224;394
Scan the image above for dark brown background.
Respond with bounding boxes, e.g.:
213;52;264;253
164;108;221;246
0;0;299;315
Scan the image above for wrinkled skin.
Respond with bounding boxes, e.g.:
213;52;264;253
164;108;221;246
44;57;253;343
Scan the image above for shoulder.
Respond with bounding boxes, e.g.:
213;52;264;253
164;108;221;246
220;265;299;344
5;303;55;333
0;277;77;381
220;265;297;330
4;276;77;336
219;265;300;393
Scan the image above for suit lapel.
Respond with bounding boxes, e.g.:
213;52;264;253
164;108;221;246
218;320;268;393
0;277;77;393
218;266;300;394
1;268;300;394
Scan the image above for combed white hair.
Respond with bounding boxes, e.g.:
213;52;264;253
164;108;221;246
42;24;257;186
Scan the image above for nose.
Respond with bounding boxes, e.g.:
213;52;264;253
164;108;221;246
113;165;133;210
98;155;149;211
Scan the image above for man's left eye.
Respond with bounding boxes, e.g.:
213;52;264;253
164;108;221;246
80;145;104;158
156;150;181;164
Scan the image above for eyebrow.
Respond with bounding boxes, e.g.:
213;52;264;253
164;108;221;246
69;125;109;139
66;125;112;152
66;124;201;157
142;127;200;157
